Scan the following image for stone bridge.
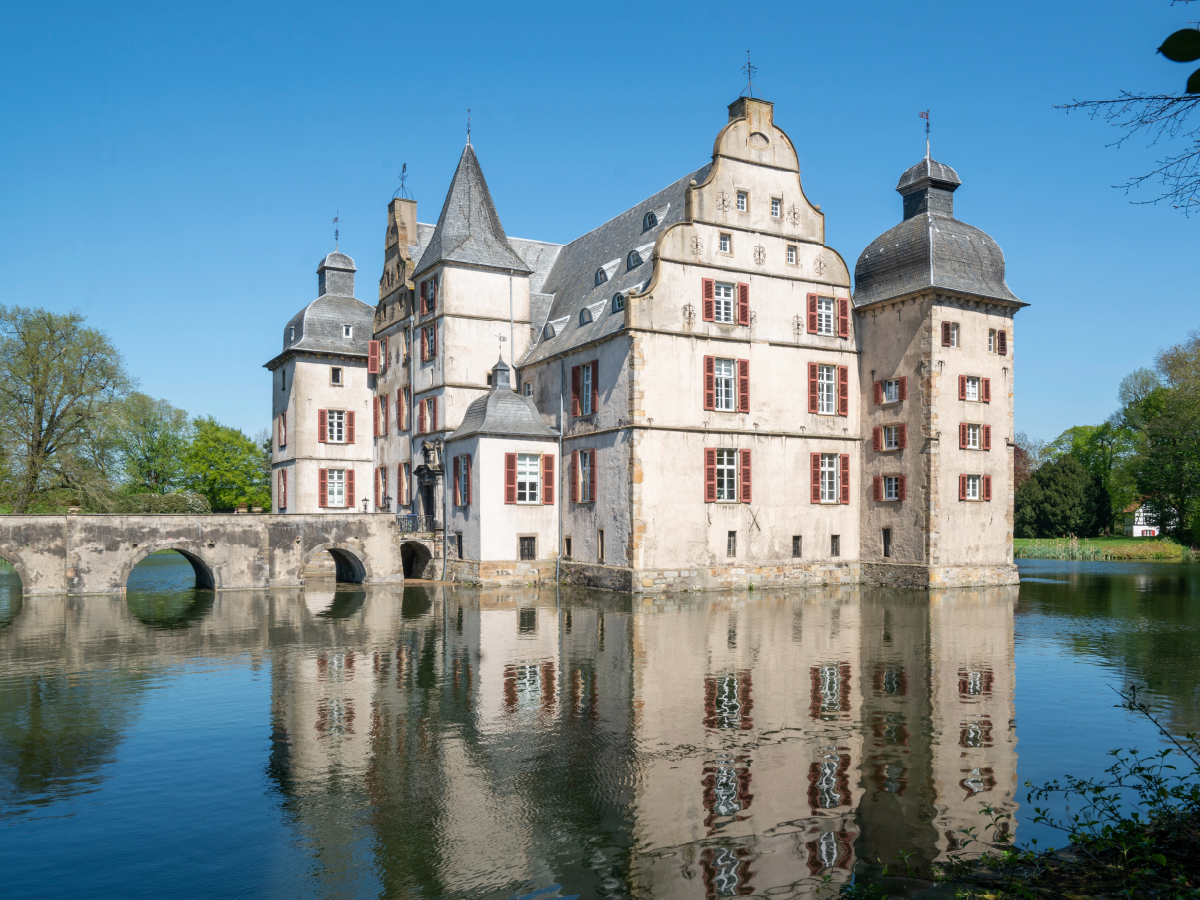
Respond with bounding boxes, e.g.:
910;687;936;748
0;514;441;595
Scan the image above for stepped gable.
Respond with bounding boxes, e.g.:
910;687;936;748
449;358;558;440
413;143;532;277
854;152;1021;308
519;163;712;366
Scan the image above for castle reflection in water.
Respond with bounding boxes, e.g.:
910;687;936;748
0;582;1017;899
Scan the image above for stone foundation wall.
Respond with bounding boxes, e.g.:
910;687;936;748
632;562;862;593
444;558;558;586
861;562;1020;588
560;561;634;592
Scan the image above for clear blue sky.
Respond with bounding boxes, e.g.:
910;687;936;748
1;0;1194;441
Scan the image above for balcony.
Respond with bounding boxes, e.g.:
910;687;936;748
398;514;441;534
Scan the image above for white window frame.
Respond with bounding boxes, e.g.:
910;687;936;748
458;456;469;506
516;453;540;504
715;448;737;502
883;425;899;450
817;296;835;336
327;410;345;443
820;453;838;504
342;324;352;338
965;474;981;500
714;358;736;412
883;379;899;403
787;245;797;265
524;383;533;397
713;282;735;323
425;326;436;359
719;233;731;254
950;323;960;347
327;468;346;507
965;376;980;402
771;197;782;218
966;423;981;450
988;329;996;353
579;450;593;503
818;364;836;415
736;191;748;212
883;475;899;501
580;364;593;415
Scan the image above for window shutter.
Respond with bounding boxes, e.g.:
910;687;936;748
837;365;849;416
959;474;967;501
318;468;327;507
942;322;952;346
984;474;992;501
872;426;881;452
346;469;355;507
736;283;750;326
983;425;991;450
873;476;881;501
571;366;581;416
899;376;908;400
810;453;821;504
998;329;1007;356
740;448;751;503
958;423;967;449
837;298;849;338
505;453;517;504
395;390;402;432
453;456;461;506
430;398;438;431
376;467;382;508
419;280;427;315
898;474;906;501
982;378;991;402
346;411;355;443
873;381;882;405
373;398;380;437
959;375;967;400
704;448;717;503
542;454;554;505
420;328;427;362
570;451;579;503
588;449;597;503
807;293;818;334
368;341;380;374
318;409;327;443
808;362;818;413
702;278;715;321
703;355;715;410
898;424;907;449
737;359;750;413
417;400;426;434
590;359;599;413
839;454;850;504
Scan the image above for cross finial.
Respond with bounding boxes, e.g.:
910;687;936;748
741;51;757;98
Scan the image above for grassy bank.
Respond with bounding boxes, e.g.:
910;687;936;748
1015;535;1191;561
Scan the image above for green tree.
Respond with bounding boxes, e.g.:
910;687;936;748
1015;455;1100;538
181;418;270;511
0;306;131;512
1135;387;1200;539
112;393;191;494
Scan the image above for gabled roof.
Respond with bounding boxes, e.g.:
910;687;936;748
413;144;531;278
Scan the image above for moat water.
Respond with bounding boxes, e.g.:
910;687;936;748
1;555;1198;899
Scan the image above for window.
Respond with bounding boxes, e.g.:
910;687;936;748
288;326;295;342
988;329;996;353
377;466;388;508
595;267;608;286
951;323;960;347
278;412;287;449
424;397;437;432
883;379;900;403
579;308;592;325
579;450;594;502
820;453;838;503
771;197;782;218
716;448;737;501
401;462;411;506
516;453;540;503
524;382;533;397
598;528;605;562
580;363;593;415
627;250;642;269
736;191;747;212
713;283;735;323
281;368;287;391
817;296;835;335
714;358;736;411
455;533;463;559
327;410;345;443
831;534;841;557
727;531;737;558
719;233;731;253
424;325;437;360
882;425;899;450
787;245;797;265
883;476;899;501
331;367;343;385
643;211;658;230
564;536;572;559
327;469;346;507
818;365;836;415
964;474;981;501
458;456;470;506
342;324;352;338
612;292;625;312
520;536;537;560
965;376;980;402
882;528;892;558
965;423;981;449
792;535;802;558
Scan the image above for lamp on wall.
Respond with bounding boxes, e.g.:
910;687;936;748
362;497;369;513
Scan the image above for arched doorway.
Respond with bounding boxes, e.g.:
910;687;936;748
401;542;434;579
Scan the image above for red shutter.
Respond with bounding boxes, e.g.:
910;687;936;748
998;329;1007;356
873;381;882;405
898;424;907;449
873;476;881;501
959;474;967;500
318;468;327;507
280;469;287;508
419;280;427;315
453;456;461;506
396;390;402;432
983;425;991;450
368;340;380;374
739;448;751;503
376;467;382;508
839;454;850;504
807;293;818;333
543;454;554;505
959;375;967;400
570;451;579;503
736;283;750;326
982;378;991;402
588;449;597;502
811;453;821;504
837;365;849;416
702;278;715;321
464;456;472;505
346;469;355;507
898;474;906;501
808;363;818;413
571;366;581;416
942;322;952;346
417;400;426;434
704;448;717;502
899;376;908;401
737;359;750;413
420;327;427;361
590;359;599;413
837;298;849;338
346;410;355;443
960;423;969;449
872;426;881;451
984;474;992;501
703;356;715;410
505;453;517;504
373;398;380;437
318;409;327;443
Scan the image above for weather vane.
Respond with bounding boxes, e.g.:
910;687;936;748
920;109;930;156
467;108;471;145
333;211;339;248
393;163;412;200
741;51;757;98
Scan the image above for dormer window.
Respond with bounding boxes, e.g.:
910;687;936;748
543;323;556;340
627;250;642;269
612;292;625;312
643;211;658;231
580;308;593;325
594;268;608;286
342;325;352;338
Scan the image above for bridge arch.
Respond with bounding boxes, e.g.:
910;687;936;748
121;544;218;592
304;543;370;584
0;551;28;595
401;541;434;579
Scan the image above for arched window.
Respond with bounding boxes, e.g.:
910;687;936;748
643;211;658;231
594;268;608;286
579;308;593;325
627;250;643;269
612;293;625;312
543;323;556;340
289;326;295;341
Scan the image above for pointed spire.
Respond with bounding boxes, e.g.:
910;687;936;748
413;144;531;277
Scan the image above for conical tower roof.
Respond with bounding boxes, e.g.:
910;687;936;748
414;144;531;277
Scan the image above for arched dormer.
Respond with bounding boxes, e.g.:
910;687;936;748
594;268;608;286
627;250;643;270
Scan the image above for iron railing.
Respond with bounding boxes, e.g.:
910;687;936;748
398;514;441;533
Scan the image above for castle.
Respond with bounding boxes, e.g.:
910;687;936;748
264;97;1026;591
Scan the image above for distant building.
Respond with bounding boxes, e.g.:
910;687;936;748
1123;503;1158;537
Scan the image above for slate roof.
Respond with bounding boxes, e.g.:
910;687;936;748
448;358;558;441
854;156;1022;307
265;250;374;368
413;144;532;278
318;250;356;273
518;163;712;366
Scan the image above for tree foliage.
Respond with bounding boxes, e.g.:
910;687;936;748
112;393;192;495
181;418;270;512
